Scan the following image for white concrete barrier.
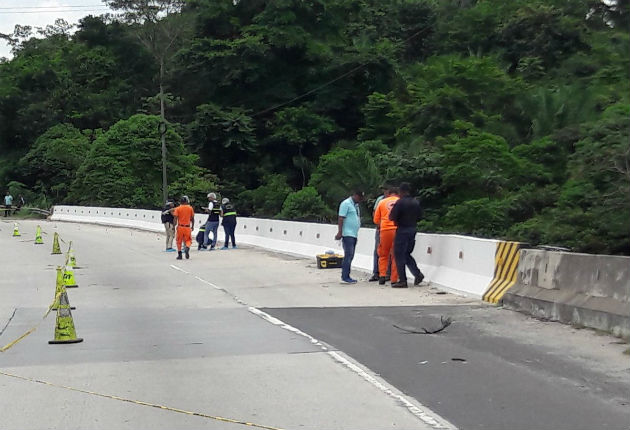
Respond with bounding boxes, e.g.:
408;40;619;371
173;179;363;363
51;205;498;297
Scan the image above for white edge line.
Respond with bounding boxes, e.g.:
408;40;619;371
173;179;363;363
194;276;222;291
169;264;189;274
180;268;457;429
247;307;457;430
194;276;248;306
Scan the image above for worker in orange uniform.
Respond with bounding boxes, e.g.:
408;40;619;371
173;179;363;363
373;186;400;285
171;195;195;260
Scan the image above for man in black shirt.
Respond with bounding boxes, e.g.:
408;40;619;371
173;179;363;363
389;182;424;288
161;200;176;252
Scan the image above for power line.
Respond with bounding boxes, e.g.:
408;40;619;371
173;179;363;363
0;5;104;9
251;26;431;118
252;63;367;118
0;9;110;14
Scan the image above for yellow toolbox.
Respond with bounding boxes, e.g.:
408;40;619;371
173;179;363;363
316;253;343;269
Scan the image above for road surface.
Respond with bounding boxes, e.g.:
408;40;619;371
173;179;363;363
1;219;628;429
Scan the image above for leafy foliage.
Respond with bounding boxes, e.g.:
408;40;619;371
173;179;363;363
18;124;92;200
67;114;214;207
278;186;332;222
0;0;627;254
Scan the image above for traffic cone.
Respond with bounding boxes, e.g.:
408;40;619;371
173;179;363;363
34;225;44;245
63;267;78;288
49;286;83;345
12;223;20;237
51;232;62;255
52;267;74;311
68;251;77;268
65;242;78;269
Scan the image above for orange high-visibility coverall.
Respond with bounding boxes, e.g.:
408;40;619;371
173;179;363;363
173;204;195;251
373;195;399;282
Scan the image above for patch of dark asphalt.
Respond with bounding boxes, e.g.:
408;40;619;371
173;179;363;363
262;306;630;430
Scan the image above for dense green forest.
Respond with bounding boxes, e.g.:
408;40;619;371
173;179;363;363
0;0;628;254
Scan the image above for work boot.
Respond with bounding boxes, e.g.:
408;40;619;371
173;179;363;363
414;274;425;286
378;277;387;285
185;247;190;259
176;251;182;260
392;280;408;288
368;274;379;282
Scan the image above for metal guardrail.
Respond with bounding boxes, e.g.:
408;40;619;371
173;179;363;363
0;206;51;216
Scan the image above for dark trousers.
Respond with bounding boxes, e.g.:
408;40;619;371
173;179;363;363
341;236;357;280
223;223;236;247
394;227;422;282
3;206;9;217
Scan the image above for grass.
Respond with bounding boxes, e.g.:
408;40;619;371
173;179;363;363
4;208;49;220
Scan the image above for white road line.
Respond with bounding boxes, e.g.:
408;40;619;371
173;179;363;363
192;275;248;305
247;307;457;430
185;268;457;429
194;275;222;290
326;351;454;429
169;264;189;274
248;307;328;350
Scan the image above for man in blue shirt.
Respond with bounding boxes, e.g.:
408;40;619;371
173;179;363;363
335;190;364;284
4;191;13;217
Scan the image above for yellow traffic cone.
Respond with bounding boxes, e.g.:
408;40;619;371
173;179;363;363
63;267;78;288
69;251;77;268
49;287;83;345
34;225;44;245
51;232;62;255
52;267;75;311
12;223;20;237
65;242;77;268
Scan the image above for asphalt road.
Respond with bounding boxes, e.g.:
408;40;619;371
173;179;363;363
263;306;630;430
1;219;628;430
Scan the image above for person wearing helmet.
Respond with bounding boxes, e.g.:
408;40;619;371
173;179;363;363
220;197;237;249
202;192;221;250
171;195;195;260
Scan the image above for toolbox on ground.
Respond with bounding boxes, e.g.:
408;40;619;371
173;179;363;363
316;252;343;269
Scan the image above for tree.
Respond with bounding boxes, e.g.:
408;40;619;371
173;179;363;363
396;55;525;141
439;122;542;203
105;0;189;203
187;103;256;174
268;106;337;188
18;124;92;201
238;174;292;218
67;114;212;207
278;187;332;222
0;0;628;254
510;105;630;254
309;145;382;210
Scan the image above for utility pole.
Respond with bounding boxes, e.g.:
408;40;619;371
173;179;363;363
159;58;168;204
105;0;187;205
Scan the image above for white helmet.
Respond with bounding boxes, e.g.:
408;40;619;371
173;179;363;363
207;192;216;199
222;197;230;205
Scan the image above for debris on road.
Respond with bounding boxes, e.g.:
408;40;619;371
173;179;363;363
393;316;453;334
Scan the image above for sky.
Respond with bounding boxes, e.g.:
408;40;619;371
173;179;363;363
0;0;113;59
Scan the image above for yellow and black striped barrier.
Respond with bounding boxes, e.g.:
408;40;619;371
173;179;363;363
483;241;527;304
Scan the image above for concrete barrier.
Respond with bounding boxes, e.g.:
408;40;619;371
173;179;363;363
483;241;528;304
502;249;630;339
51;205;499;297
